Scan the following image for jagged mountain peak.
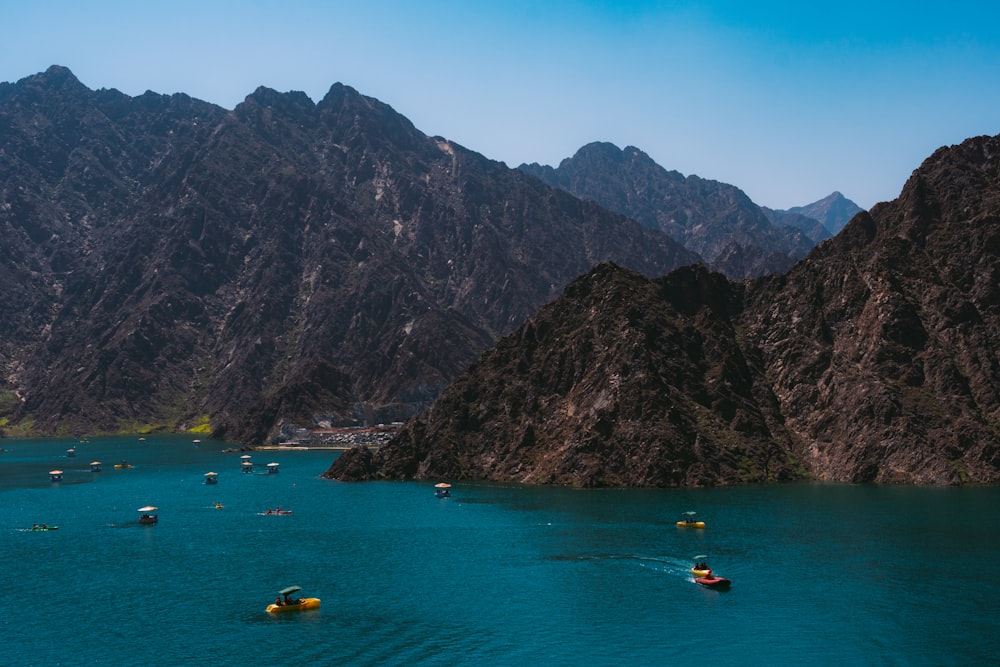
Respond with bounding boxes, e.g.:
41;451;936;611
242;85;315;110
0;66;697;442
783;190;864;235
0;64;89;104
33;64;86;90
557;141;683;179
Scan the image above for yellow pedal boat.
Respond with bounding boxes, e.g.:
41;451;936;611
266;585;320;613
677;511;704;528
266;597;321;613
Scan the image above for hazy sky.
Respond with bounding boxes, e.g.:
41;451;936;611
3;1;998;209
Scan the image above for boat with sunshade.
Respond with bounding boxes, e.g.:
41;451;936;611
138;506;158;524
434;482;452;498
676;511;705;528
266;586;320;613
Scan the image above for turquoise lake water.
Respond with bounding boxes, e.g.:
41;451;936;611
1;435;998;666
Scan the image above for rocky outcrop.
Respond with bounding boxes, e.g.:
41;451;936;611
327;135;1000;486
330;263;801;487
741;135;1000;484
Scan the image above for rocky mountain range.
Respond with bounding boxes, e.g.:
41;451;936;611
0;66;700;442
327;133;1000;486
518;143;859;278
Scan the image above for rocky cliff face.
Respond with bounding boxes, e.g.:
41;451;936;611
330;263;800;487
328;135;1000;486
519;142;817;278
742;135;1000;484
0;66;699;441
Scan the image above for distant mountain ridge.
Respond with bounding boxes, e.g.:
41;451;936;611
519;143;860;279
329;133;1000;486
786;191;864;235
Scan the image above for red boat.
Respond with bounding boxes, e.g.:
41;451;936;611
695;574;731;589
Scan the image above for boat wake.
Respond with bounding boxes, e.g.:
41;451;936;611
546;552;697;579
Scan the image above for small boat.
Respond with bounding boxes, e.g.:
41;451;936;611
434;482;452;498
114;460;132;469
30;524;59;531
214;502;224;509
90;461;102;472
691;555;711;578
204;472;219;484
676;511;705;528
260;507;293;516
695;574;731;589
138;506;159;525
49;470;64;482
266;585;320;613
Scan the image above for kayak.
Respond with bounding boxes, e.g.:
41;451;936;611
695;575;731;589
266;597;321;613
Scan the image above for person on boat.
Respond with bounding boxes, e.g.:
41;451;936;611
41;523;48;530
274;597;283;607
33;523;38;530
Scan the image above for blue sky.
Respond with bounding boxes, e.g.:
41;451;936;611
3;1;998;209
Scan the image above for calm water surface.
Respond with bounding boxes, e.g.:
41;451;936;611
1;436;998;666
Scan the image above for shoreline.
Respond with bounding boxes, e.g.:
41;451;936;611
253;445;379;451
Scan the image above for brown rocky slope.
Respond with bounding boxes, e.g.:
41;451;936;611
327;134;1000;486
0;66;699;441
